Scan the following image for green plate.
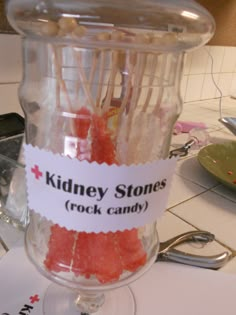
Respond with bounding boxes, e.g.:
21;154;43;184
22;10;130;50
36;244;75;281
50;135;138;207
198;141;236;191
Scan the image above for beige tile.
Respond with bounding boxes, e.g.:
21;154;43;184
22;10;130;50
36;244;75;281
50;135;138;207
222;96;236;105
157;211;195;240
209;129;236;144
221;47;236;73
198;98;224;112
197;115;221;129
156;211;231;260
178;103;222;132
182;100;217;118
216;73;234;97
205;46;225;74
170;190;236;250
175;156;218;189
0;34;22;83
185;75;204;102
0;83;23;115
167;174;206;209
189;47;208;75
212;185;236;203
201;74;220;100
230;73;236;98
183;99;217;110
220;99;236;117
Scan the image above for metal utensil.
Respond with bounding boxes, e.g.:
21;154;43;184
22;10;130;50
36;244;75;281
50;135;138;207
219;117;236;136
169;139;196;158
156;231;230;269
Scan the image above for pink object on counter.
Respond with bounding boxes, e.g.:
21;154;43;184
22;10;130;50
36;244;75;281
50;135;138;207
173;121;207;135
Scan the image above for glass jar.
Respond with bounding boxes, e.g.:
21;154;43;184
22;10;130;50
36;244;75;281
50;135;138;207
7;1;215;314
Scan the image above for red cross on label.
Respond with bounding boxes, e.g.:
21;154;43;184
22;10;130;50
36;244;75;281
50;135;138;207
31;165;43;180
29;294;40;304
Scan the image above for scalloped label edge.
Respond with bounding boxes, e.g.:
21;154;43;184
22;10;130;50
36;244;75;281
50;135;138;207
24;144;177;232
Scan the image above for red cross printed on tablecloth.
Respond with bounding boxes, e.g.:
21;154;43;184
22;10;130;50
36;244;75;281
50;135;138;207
31;165;43;180
29;294;40;304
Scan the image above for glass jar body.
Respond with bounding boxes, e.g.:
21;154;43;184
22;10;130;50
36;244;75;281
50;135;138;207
21;38;183;291
20;39;183;160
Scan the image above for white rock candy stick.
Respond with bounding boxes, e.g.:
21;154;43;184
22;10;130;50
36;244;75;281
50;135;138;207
74;51;96;112
142;54;159;112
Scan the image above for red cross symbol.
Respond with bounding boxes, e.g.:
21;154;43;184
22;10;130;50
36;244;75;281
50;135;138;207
31;165;43;180
29;294;40;304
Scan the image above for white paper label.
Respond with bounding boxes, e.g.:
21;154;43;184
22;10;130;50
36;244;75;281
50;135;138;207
24;145;177;232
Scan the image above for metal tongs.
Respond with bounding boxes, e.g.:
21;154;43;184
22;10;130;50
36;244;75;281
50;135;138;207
156;231;230;269
169;139;196;158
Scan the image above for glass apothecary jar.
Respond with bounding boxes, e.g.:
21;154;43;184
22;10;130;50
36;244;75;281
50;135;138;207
7;1;215;314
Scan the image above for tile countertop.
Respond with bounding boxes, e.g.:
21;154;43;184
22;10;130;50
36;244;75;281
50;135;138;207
0;96;236;274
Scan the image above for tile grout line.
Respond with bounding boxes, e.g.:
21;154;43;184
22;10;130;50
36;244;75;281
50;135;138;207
214;46;226;99
167;182;236;214
166;186;214;211
199;46;209;100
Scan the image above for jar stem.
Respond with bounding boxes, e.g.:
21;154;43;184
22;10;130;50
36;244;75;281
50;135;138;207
75;291;105;314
